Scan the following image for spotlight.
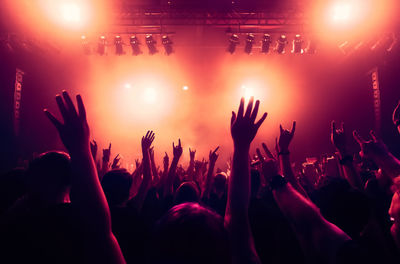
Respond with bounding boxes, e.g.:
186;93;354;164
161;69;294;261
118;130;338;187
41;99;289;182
275;35;288;54
130;35;142;55
115;36;124;55
244;34;255;54
81;35;90;55
162;35;173;55
146;35;158;55
261;34;272;53
292;34;304;54
97;35;106;56
227;34;239;54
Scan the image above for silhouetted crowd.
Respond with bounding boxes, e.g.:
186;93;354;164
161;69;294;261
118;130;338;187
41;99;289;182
0;91;400;264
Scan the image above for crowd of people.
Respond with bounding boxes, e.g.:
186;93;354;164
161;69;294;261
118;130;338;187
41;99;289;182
0;90;400;263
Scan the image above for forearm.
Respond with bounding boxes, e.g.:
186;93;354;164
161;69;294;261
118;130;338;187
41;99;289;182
202;162;215;198
279;154;308;198
391;223;400;250
164;157;179;197
337;151;363;189
70;149;112;234
187;161;195;180
134;149;152;211
150;156;159;182
373;152;400;179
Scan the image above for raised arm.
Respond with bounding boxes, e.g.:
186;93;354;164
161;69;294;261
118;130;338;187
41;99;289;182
277;121;308;198
225;97;267;264
100;143;111;179
331;121;363;189
271;177;351;262
134;131;155;211
164;139;182;197
353;130;400;179
44;91;125;264
187;148;196;180
149;147;159;185
202;146;219;199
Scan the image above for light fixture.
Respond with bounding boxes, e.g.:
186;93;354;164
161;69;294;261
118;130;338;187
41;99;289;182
162;35;173;55
275;35;287;54
227;34;239;54
114;36;123;55
81;35;90;55
261;34;272;53
130;35;142;55
292;34;303;54
244;34;255;54
97;35;106;55
146;35;158;55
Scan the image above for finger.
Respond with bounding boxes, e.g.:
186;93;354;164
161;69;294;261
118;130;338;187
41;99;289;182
115;154;120;159
62;91;78;118
262;143;274;159
370;130;378;142
93;140;97;146
250;100;260;122
173;142;175;149
231;111;236;125
280;124;283;134
237;97;245;118
76;94;86;121
56;95;69;122
244;96;254;118
178;139;181;147
255;112;267;129
44;109;62;131
189;147;191;152
275;137;279;151
109;143;111;151
213;146;220;153
291;121;296;135
353;130;364;144
331;120;336;134
256;148;264;161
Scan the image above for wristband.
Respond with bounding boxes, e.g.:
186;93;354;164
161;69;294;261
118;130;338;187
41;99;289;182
339;155;353;165
269;175;288;190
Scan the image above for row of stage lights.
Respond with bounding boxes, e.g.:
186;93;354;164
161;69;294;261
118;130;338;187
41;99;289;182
81;34;174;56
227;33;317;54
81;33;316;56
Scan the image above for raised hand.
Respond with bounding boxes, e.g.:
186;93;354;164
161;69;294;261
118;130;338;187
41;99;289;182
142;130;155;151
44;91;89;154
189;148;196;161
353;130;388;158
209;146;220;164
331;121;346;154
172;139;183;158
231;97;267;148
256;143;279;182
149;146;155;160
163;152;169;169
103;143;111;163
278;121;296;153
111;154;121;169
90;140;98;160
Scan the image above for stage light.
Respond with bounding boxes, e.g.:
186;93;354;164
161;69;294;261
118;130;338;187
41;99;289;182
331;1;352;23
114;36;124;55
162;35;173;55
244;34;255;54
146;35;158;55
81;35;90;55
292;34;304;54
142;87;157;104
227;34;239;54
261;34;272;53
275;35;288;54
97;35;106;56
241;85;255;101
183;85;189;91
130;35;142;56
60;2;81;23
124;83;131;89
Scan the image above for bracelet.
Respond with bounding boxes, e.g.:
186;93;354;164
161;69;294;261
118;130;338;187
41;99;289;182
269;175;288;190
339;155;353;165
278;151;290;156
